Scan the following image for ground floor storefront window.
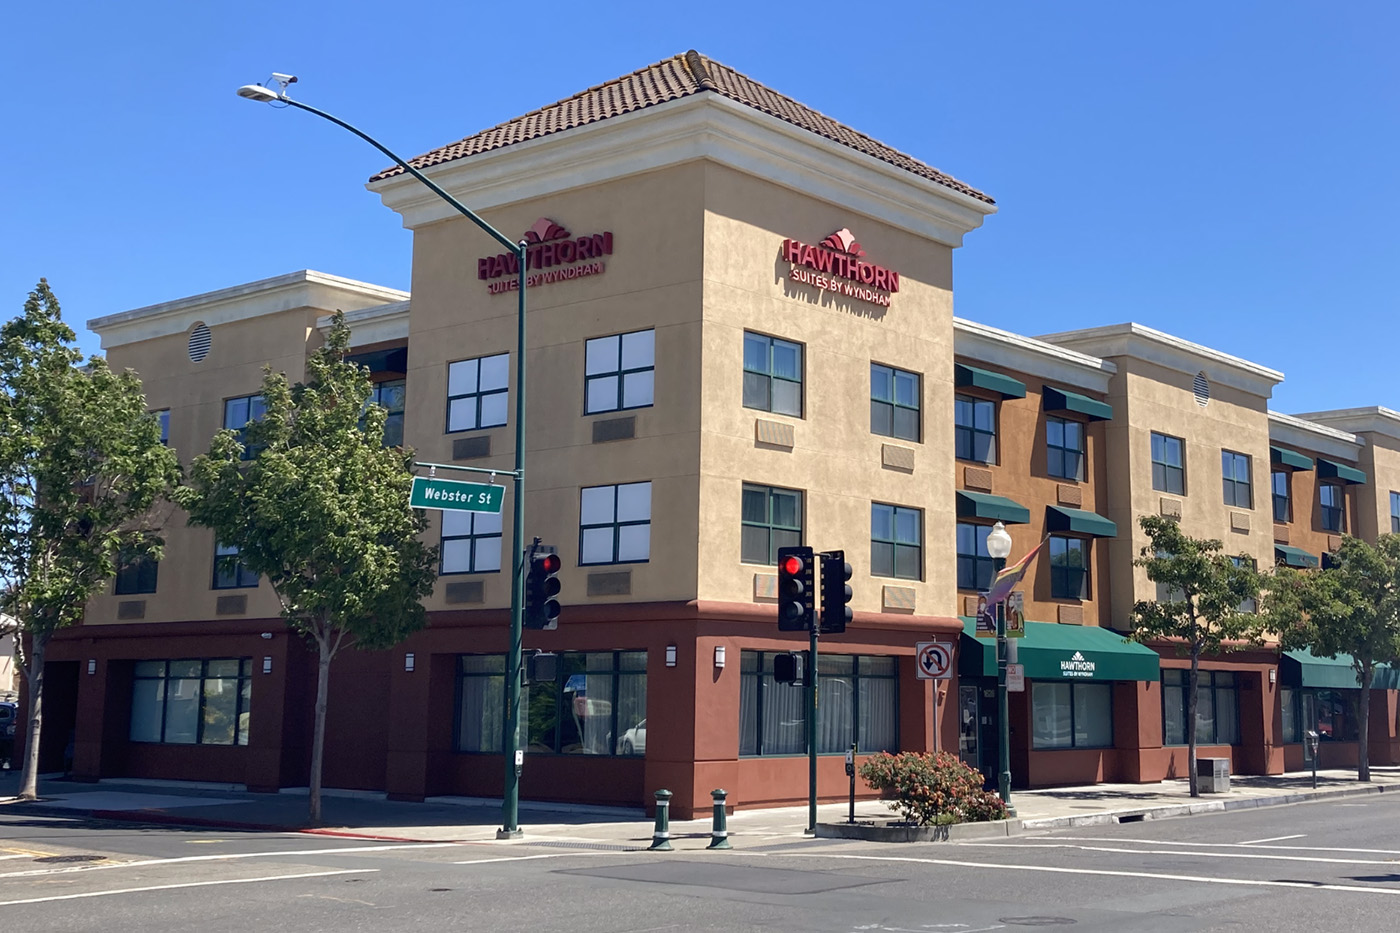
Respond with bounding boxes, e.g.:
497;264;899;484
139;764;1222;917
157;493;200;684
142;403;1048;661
130;659;252;746
738;651;898;756
1280;686;1359;743
456;651;647;756
1162;669;1238;745
1031;681;1112;749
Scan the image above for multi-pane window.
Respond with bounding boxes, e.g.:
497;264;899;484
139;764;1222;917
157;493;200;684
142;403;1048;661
741;484;802;565
871;364;920;442
447;353;509;432
440;511;503;575
1151;432;1185;494
585;329;655;414
1320;483;1346;532
1273;471;1291;523
742;332;803;417
740;651;897;756
1221;450;1252;508
367;380;405;447
1162;669;1238;745
1049;536;1089;600
954;395;996;463
456;652;647;756
1231;556;1258;613
154;409;170;446
130;659;252;746
212;542;258;589
223;395;266;460
1047;417;1084;481
580;482;652;565
956;523;995;591
871;504;921;580
1031;682;1112;749
114;552;158;596
1391;492;1400;534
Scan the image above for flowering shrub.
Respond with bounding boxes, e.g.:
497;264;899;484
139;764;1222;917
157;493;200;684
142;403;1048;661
858;751;1009;825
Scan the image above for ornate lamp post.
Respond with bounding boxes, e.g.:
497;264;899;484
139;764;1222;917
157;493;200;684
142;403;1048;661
984;521;1016;816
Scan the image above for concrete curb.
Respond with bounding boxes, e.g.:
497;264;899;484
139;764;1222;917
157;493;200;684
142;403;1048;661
815;818;1022;842
1019;783;1389;830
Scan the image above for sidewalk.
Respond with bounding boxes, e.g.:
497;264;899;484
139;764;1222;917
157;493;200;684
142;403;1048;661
1;766;1396;848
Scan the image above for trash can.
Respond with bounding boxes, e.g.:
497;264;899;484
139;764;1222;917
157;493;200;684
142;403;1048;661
1197;757;1230;793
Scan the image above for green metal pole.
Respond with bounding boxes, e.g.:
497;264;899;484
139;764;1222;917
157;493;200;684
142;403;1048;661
499;241;528;838
994;556;1016;817
807;623;819;834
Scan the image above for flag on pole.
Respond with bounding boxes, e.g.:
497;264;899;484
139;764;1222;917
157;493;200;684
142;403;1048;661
985;538;1049;607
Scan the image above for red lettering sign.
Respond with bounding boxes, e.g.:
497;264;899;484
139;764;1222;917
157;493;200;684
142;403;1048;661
779;228;898;307
479;217;614;293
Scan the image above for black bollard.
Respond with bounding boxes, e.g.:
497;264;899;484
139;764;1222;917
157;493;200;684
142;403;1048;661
708;788;731;850
649;789;673;851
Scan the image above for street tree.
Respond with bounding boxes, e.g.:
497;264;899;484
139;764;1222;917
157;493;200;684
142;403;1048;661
1129;515;1263;797
1265;534;1400;782
0;280;179;799
175;313;436;823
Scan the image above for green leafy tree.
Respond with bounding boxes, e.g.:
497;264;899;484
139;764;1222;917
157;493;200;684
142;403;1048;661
1129;515;1263;797
0;280;179;799
1265;535;1400;782
175;313;436;823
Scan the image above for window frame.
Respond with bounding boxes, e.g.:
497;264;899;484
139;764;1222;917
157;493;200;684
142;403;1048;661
114;552;158;596
742;332;803;418
871;503;922;581
1151;431;1185;495
1221;449;1252;509
954;394;997;464
445;352;510;434
739;651;898;757
584;329;656;415
439;511;503;576
1320;483;1347;533
223;394;266;460
366;379;405;448
130;658;252;746
1391;491;1400;534
956;522;996;592
153;409;170;446
1046;415;1085;481
740;483;804;566
579;481;653;566
212;541;258;589
870;363;921;443
1049;535;1090;600
1272;470;1292;523
1031;681;1114;750
1162;669;1240;746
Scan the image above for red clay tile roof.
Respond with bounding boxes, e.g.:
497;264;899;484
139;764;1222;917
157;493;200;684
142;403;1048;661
368;50;992;204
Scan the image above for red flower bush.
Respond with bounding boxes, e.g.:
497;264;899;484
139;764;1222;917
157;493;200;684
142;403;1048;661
858;751;1008;825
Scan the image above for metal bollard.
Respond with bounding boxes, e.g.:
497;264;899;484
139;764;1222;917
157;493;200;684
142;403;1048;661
707;788;731;849
649;789;673;851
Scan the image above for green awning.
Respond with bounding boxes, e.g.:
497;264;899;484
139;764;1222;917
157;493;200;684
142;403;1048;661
1043;386;1113;422
956;491;1030;525
1316;457;1366;485
1045;506;1117;538
954;363;1026;399
1275;544;1320;569
1280;650;1400;689
959;619;1159;681
1270;446;1313;471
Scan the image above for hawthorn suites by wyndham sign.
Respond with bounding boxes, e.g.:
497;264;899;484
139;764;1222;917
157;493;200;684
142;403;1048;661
781;228;899;307
478;217;613;295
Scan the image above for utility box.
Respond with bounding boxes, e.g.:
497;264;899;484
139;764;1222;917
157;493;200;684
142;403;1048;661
1197;757;1230;793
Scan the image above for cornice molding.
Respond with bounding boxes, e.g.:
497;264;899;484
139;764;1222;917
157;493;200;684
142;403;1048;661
1268;410;1363;460
1293;407;1400;445
953;317;1116;394
316;300;411;347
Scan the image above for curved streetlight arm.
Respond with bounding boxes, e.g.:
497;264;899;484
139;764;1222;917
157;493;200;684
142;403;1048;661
273;95;522;257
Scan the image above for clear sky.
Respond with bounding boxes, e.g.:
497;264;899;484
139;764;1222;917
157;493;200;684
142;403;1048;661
3;1;1395;414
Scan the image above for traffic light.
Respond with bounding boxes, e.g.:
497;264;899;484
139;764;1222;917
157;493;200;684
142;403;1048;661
773;651;805;685
524;551;562;630
776;545;815;631
819;549;853;634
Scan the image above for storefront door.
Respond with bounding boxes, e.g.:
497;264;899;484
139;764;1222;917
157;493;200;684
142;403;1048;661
958;682;999;788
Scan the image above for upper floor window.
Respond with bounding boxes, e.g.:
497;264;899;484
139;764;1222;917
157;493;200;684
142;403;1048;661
1151;432;1185;495
954;395;996;463
1049;535;1089;600
447;353;509;433
871;503;922;581
1391;492;1400;534
742;332;802;418
368;380;405;447
213;541;258;589
223;395;266;460
154;409;170;446
585;329;655;414
1272;471;1291;523
1320;483;1346;533
741;484;802;565
114;552;158;596
871;364;920;442
1047;416;1084;481
580;482;652;565
1221;450;1252;509
440;511;502;575
956;522;994;591
1231;556;1258;613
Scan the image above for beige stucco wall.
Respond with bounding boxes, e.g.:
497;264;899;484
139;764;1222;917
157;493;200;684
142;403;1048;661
1356;435;1400;541
695;163;957;617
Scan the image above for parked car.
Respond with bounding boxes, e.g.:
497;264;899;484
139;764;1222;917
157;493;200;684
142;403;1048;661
617;718;646;756
0;701;16;768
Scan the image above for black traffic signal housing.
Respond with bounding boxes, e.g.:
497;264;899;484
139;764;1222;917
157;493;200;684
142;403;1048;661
524;550;562;630
819;549;853;634
776;546;815;631
773;651;806;686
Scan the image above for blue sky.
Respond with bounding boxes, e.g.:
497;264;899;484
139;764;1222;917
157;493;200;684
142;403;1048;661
3;1;1395;413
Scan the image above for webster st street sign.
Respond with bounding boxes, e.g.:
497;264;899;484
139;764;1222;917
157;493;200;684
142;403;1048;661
410;476;504;514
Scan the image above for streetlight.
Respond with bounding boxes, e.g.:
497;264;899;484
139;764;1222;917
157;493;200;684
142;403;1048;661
236;74;532;839
984;521;1016;817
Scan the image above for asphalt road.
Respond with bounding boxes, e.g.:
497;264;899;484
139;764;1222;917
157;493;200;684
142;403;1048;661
3;795;1400;931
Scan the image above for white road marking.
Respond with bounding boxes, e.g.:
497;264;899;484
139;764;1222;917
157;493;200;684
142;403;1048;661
780;852;1400;897
0;868;376;907
0;856;30;861
1008;835;1400;855
0;841;460;880
1240;834;1306;845
454;853;580;865
952;841;1399;867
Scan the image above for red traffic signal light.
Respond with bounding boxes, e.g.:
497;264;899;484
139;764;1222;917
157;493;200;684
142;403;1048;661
780;554;804;577
537;552;562;575
776;545;815;632
525;548;562;630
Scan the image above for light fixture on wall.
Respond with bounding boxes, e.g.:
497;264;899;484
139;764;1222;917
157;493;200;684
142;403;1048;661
405;653;416;673
665;645;677;668
263;656;273;675
87;659;96;675
260;632;273;640
714;646;726;669
1269;668;1276;684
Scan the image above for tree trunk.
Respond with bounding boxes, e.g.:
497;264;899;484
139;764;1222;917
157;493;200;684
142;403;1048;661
1358;664;1373;783
308;633;333;825
17;632;49;801
1186;647;1200;798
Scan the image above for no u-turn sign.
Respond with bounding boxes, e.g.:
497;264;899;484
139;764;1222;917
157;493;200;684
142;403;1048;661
915;642;953;680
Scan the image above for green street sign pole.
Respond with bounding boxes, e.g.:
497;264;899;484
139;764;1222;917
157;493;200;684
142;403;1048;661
239;83;532;839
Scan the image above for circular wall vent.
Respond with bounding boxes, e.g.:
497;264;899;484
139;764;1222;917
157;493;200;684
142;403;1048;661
188;322;212;363
1193;371;1210;407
